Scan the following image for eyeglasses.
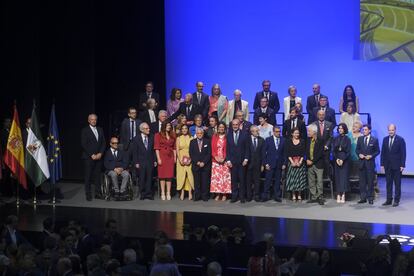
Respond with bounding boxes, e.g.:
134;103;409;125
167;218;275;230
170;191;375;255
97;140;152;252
110;142;118;144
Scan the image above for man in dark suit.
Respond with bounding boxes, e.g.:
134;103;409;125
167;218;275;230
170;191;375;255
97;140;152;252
253;97;276;126
104;137;130;199
139;98;158;125
4;215;29;247
189;128;212;201
119;107;142;152
150;110;168;134
263;126;286;202
306;124;326;205
356;124;380;204
169;93;197;124
226;119;249;203
315;110;333;177
81;114;106;201
138;81;159;111
245;125;265;202
235;110;252;133
306;83;325;122
283;107;307;139
381;124;406;207
253;80;280;113
193;81;210;121
132;122;156;200
310;96;336;126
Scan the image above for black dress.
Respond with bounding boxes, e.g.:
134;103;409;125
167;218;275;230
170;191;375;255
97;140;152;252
286;139;307;191
332;134;351;193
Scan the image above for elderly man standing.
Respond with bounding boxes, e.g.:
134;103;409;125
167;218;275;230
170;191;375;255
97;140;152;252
151;110;168;134
245;125;265;202
306;124;325;205
226;89;249;126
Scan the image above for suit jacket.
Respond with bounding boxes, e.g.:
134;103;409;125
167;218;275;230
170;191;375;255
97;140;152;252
332;134;351;162
253;90;280;112
151;121;163;134
226;130;249;164
226;100;249;125
239;120;253;134
139;109;158;125
189;137;211;171
283;118;307;140
81;125;106;159
263;136;286;169
192;91;210;119
356;135;380;170
104;148;128;171
4;228;28;247
169;102;197;122
315;120;333;149
283;96;301;121
132;134;155;166
253;107;276;126
138;92;160;110
120;118;142;150
381;135;406;170
306;93;325;116
310;106;337;126
306;137;325;169
245;135;264;169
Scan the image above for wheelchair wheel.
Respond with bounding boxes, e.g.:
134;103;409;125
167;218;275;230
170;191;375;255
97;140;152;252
126;174;134;200
101;174;111;201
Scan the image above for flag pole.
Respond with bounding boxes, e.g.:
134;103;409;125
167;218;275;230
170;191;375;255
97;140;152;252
16;177;20;207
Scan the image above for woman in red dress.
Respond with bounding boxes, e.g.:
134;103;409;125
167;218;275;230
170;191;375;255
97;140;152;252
154;122;176;200
210;122;231;201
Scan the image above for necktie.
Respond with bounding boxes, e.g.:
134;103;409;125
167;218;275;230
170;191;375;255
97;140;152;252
365;136;369;147
234;131;239;145
186;106;190;117
114;150;117;158
316;94;319;104
131;120;135;140
275;137;279;149
148;93;152;99
319;121;324;136
198;139;202;152
253;137;257;150
264;92;268;100
389;136;394;149
198;93;201;104
92;127;98;141
144;136;148;149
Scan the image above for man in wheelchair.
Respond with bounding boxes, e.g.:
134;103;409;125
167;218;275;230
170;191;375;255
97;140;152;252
104;136;131;200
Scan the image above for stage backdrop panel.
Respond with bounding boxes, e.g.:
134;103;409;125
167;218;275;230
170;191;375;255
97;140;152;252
165;0;414;173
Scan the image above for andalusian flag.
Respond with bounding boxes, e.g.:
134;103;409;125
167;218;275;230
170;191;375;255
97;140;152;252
3;105;27;189
25;103;50;187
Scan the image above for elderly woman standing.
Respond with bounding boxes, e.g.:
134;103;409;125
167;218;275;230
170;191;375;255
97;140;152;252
283;85;302;121
208;83;228;123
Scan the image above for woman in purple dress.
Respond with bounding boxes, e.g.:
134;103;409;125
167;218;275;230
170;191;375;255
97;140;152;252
167;88;183;126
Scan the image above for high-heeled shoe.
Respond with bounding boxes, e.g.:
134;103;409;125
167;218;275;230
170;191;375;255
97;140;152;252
341;194;345;203
161;194;166;201
222;195;227;201
297;196;302;202
188;194;192;201
337;195;341;203
166;193;171;200
215;195;220;201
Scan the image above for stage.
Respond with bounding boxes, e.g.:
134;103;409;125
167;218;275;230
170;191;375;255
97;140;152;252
1;176;414;251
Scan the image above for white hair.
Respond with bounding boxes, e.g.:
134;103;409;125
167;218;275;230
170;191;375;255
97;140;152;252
308;123;318;134
233;89;242;96
139;122;149;132
123;249;136;264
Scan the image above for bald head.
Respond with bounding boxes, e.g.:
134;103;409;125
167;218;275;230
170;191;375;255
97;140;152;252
312;83;321;95
388;124;396;137
88;114;97;126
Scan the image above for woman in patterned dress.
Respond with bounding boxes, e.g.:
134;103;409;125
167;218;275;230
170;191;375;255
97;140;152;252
210;122;231;201
285;128;307;201
154;122;176;201
175;124;194;200
166;88;183;126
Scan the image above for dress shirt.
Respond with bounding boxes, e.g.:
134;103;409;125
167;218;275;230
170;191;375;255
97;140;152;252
90;125;99;141
149;110;156;123
273;136;280;149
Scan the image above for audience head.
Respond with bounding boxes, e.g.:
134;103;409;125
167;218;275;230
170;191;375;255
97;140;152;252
250;125;259;137
109;137;119;150
154;245;174;264
235;111;244;122
362;124;371;136
306;250;320;265
312;83;321;95
388;124;396;137
196;81;204;92
88;114;98;127
139;122;150;136
184;93;193;104
170;88;182;101
128;107;137;119
260;97;269;108
292;246;308;264
231;119;240;131
146;98;156;110
194;114;203;127
317;110;326;121
105;259;120;276
337;123;348;135
105;219;118;235
195;127;204;140
291;127;300;139
211;83;221;96
319;95;328;107
145;81;154;93
217;122;226;135
86;254;103;273
262;80;271;92
123;249;136;265
68;255;82;274
158;110;168;123
289;107;298;119
207;261;222;276
209;116;218;128
273;126;281;138
352;121;362;134
258;113;268;126
206;225;220;243
288;85;297;97
57;257;72;276
233;89;242;101
307;124;318;138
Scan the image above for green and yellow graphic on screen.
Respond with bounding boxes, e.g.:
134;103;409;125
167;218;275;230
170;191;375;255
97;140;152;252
360;0;414;62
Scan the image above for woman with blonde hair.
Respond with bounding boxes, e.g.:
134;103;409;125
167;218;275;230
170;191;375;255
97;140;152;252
175;124;194;200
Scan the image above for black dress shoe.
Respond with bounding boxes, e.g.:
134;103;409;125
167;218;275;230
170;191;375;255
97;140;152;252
318;199;325;205
140;195;145;200
382;201;392;206
392;202;399;207
240;199;246;203
95;194;103;200
261;197;270;202
86;195;92;201
254;197;262;202
368;200;374;205
230;198;238;203
274;198;282;202
202;198;208;202
147;196;154;200
357;199;367;204
306;199;317;204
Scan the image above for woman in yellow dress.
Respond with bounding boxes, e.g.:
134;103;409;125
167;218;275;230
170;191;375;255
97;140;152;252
176;124;194;200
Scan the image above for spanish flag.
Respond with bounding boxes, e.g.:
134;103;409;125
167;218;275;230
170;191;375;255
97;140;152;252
3;105;27;189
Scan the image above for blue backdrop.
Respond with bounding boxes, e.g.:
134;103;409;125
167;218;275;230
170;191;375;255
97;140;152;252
165;0;414;173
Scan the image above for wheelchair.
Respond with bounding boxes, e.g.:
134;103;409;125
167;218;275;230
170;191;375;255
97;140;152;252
101;171;134;201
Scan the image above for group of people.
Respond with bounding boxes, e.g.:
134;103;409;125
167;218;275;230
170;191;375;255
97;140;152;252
81;80;406;206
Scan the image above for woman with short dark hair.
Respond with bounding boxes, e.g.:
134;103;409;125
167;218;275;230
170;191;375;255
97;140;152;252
333;123;351;203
